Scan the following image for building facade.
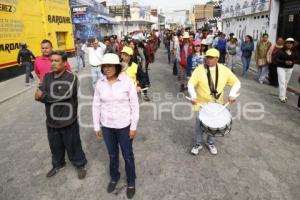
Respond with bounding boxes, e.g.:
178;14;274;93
164;9;190;29
109;3;153;36
222;0;274;42
70;0;117;41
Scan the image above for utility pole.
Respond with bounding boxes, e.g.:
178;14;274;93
122;0;126;36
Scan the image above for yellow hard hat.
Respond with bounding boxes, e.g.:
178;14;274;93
205;48;220;58
121;46;134;56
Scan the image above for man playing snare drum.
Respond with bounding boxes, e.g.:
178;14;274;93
188;48;241;155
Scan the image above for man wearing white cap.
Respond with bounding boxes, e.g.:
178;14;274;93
188;48;241;155
179;32;193;92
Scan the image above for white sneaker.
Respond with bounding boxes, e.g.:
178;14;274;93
191;144;203;155
206;143;218;155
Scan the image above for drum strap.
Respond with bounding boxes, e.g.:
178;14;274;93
205;64;221;100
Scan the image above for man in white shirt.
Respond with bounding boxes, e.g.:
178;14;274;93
82;39;106;90
206;30;215;48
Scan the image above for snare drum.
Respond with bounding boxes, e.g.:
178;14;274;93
198;102;232;137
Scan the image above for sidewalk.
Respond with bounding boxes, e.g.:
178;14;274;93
236;57;300;95
0;57;78;104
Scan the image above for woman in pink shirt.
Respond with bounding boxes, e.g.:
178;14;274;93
92;53;139;199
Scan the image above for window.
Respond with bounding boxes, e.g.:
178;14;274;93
254;16;256;19
261;15;264;18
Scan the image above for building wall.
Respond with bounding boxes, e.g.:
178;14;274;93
221;0;279;44
194;4;214;20
165;10;187;27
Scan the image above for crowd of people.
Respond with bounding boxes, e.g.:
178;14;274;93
28;31;161;199
12;27;298;199
162;28;300;109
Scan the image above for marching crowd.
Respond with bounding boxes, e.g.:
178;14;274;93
25;31;160;199
162;28;300;109
12;27;298;199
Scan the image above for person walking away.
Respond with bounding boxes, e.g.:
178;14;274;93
255;33;272;84
34;50;87;179
216;33;227;64
75;38;85;73
188;48;241;155
34;39;71;83
92;53;139;199
17;42;36;86
82;38;106;90
226;37;238;71
275;38;300;103
267;37;284;87
241;35;254;77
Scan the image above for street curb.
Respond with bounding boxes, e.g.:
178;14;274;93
0;84;36;104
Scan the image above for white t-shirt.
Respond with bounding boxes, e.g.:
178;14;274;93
82;42;106;66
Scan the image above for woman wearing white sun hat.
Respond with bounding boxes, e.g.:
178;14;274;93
92;53;139;199
275;38;300;103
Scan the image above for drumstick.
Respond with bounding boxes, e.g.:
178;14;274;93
141;87;149;91
212;94;240;116
212;102;230;116
185;96;204;107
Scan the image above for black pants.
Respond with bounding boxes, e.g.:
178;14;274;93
23;62;34;83
141;63;150;95
219;50;226;64
173;59;178;75
102;126;136;186
47;121;87;168
268;63;278;86
298;96;300;108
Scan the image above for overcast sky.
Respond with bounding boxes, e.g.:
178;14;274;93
106;0;208;10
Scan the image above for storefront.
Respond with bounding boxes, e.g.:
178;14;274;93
72;5;117;41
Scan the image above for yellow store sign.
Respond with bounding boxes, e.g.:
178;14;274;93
0;0;74;70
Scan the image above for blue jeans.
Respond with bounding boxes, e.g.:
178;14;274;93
76;55;85;71
102;126;136;187
258;64;269;82
166;44;171;64
91;66;102;90
23;61;34;83
241;56;251;76
195;112;214;145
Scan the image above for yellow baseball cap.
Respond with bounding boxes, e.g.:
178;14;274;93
121;46;134;56
205;48;220;58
